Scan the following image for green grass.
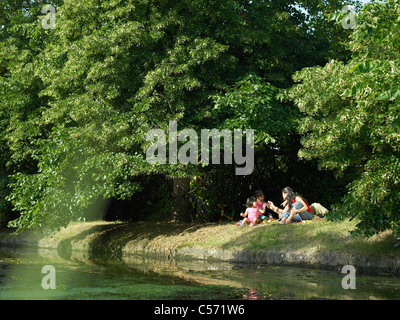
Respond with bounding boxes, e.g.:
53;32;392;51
169;219;398;258
3;218;399;259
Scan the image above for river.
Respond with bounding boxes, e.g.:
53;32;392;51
0;246;399;300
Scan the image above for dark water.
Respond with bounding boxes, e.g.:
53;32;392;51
0;246;399;300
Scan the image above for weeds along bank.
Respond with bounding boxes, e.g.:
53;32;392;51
1;219;400;275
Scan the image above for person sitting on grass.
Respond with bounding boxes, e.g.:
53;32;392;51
236;196;262;227
254;190;269;220
268;187;313;224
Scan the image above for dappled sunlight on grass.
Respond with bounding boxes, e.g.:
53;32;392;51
36;218;398;261
195;219;397;258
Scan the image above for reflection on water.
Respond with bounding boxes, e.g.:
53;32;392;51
0;246;399;300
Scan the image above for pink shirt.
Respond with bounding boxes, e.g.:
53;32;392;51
246;208;260;221
256;200;266;211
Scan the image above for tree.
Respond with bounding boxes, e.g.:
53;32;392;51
0;0;64;226
3;0;349;230
284;0;400;237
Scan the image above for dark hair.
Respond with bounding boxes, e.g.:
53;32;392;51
282;187;308;209
282;187;296;207
282;187;294;194
254;190;264;198
246;196;257;208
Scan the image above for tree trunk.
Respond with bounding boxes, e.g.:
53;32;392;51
172;177;191;223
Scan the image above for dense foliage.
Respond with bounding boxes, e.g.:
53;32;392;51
3;0;395;239
284;0;400;236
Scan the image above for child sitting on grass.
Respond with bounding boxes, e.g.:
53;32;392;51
236;196;263;227
254;190;270;221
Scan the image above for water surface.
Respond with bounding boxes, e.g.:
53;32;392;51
0;247;399;300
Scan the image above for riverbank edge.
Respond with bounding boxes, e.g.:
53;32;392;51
123;245;400;276
1;221;400;276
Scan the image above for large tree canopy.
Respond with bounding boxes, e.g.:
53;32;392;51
1;0;352;230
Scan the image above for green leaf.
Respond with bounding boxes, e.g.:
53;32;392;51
377;92;390;100
389;85;400;100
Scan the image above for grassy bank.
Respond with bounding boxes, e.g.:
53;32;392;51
1;217;399;276
34;218;398;259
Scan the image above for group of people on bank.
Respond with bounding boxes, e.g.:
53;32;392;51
236;187;322;226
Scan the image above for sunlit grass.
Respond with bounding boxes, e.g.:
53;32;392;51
5;218;398;259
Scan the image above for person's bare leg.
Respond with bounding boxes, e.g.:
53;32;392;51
278;217;287;224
